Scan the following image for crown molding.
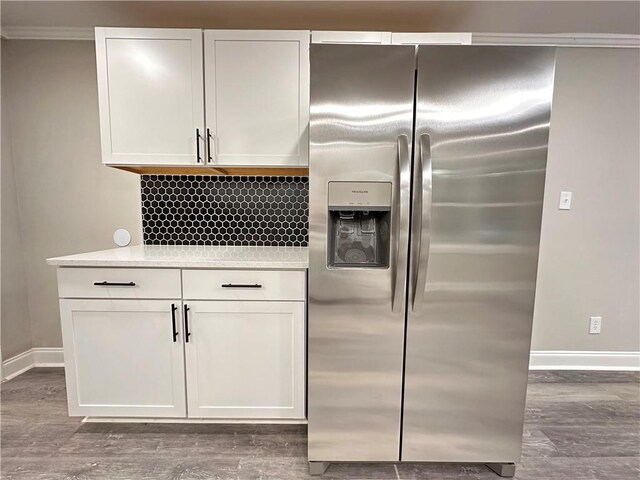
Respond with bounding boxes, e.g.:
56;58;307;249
0;27;637;47
472;32;640;48
1;26;94;41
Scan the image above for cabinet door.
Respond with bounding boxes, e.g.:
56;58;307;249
95;28;205;166
204;30;310;166
60;299;186;417
185;301;305;419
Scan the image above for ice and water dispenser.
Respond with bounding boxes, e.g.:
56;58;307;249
327;182;392;268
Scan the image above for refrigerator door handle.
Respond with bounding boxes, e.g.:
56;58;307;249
392;134;410;312
412;133;433;312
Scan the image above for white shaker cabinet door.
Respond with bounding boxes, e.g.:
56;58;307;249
60;299;186;417
184;301;305;419
95;28;205;165
204;30;310;166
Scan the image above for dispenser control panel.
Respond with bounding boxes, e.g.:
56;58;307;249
326;181;392;268
328;182;392;211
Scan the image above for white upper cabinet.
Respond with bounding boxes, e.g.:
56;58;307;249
390;32;472;45
95;28;205;166
204;30;310;166
311;31;392;44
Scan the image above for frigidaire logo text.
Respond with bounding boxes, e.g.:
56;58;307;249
351;190;368;194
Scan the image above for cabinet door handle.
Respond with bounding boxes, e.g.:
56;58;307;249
195;128;202;163
93;281;136;287
206;128;213;163
221;283;262;288
183;304;191;343
171;304;179;342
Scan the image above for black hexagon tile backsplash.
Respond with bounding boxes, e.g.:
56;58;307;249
141;175;309;246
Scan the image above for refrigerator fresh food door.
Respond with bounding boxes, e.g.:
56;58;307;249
308;44;415;462
402;46;556;463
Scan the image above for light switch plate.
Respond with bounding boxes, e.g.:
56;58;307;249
559;191;572;210
589;316;602;334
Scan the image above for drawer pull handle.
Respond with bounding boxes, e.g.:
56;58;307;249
184;304;191;343
171;304;179;342
93;281;136;287
221;283;262;288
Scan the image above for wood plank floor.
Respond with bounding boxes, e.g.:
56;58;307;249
1;368;638;479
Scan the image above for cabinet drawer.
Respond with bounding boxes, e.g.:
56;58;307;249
57;268;181;299
182;269;305;301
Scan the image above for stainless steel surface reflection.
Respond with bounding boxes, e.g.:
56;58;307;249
308;45;415;461
402;46;556;462
308;44;556;468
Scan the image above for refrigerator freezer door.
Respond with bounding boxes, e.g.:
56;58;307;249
308;45;415;462
403;46;556;462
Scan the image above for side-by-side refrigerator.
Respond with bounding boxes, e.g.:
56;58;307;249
308;44;556;477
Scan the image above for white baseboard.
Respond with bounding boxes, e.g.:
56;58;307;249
2;348;64;381
530;351;640;371
2;348;638;381
1;350;36;381
32;348;65;367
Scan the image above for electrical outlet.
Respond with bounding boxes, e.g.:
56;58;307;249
589;316;602;334
559;191;572;210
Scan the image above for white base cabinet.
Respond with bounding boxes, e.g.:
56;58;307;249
55;267;307;421
185;301;305;419
60;299;187;417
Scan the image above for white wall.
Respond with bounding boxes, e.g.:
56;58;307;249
1;1;638;35
1;40;32;360
2;40;142;350
1;40;638;361
532;47;640;353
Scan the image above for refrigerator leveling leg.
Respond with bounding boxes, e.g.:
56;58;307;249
486;463;516;477
308;462;330;476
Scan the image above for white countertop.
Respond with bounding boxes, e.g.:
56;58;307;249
46;245;309;269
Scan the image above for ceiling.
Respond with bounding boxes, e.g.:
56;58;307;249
1;1;639;34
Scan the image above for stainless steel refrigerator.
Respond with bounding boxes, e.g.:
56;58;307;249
308;44;556;477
